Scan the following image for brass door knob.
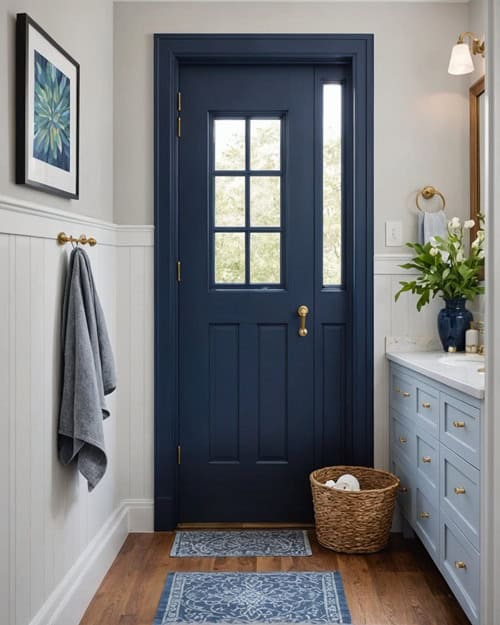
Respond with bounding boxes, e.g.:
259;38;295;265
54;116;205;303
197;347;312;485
297;305;309;337
454;561;467;570
422;456;432;463
453;420;466;428
454;487;466;495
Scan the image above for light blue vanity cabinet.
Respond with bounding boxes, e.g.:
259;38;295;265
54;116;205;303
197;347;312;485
387;355;484;625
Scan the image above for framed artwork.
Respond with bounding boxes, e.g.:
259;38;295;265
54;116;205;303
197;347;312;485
16;13;79;199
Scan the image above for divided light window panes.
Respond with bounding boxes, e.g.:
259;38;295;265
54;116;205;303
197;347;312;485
212;116;283;286
323;84;342;286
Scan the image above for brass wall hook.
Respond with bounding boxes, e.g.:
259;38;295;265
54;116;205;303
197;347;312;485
57;232;97;247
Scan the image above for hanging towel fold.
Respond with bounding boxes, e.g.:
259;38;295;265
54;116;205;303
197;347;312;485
417;209;448;244
58;247;116;491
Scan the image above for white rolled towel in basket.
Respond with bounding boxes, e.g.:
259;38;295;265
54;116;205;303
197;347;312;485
324;474;360;491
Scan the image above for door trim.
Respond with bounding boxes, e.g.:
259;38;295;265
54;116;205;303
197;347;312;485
154;34;374;531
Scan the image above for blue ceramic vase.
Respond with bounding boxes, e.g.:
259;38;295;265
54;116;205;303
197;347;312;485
437;298;473;352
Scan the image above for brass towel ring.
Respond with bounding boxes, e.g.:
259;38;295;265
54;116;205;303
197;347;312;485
416;186;446;212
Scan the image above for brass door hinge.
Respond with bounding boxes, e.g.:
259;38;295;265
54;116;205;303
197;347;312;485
177;445;181;465
177;260;181;282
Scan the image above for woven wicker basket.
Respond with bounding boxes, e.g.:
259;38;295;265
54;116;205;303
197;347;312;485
310;466;400;554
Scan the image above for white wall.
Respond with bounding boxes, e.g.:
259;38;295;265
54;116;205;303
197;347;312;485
113;0;471;252
0;0;114;221
0;2;128;625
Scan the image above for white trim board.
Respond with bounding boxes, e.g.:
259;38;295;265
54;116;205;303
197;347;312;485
0;195;154;247
27;500;153;625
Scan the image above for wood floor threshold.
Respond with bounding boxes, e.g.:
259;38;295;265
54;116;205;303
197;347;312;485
177;522;315;529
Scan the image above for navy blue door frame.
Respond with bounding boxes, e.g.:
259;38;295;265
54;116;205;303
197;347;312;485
154;34;374;531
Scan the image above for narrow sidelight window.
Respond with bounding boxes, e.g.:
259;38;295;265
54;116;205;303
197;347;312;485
323;84;342;286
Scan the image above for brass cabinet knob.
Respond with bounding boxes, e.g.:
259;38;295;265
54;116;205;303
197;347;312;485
399;437;408;444
454;487;466;495
402;391;411;398
453;420;466;428
399;486;408;493
422;402;431;409
454;561;467;570
419;512;430;519
422;456;432;463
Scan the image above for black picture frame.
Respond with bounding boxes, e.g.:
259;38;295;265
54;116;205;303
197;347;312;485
16;13;80;199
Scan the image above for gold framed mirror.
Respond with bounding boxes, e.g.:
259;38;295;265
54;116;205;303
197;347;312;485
469;76;485;245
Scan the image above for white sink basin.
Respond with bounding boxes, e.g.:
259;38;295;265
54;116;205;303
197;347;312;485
438;354;485;372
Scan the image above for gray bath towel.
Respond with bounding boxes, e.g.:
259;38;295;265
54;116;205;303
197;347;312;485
58;247;116;491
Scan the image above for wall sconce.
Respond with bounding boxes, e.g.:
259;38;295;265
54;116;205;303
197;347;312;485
448;32;485;75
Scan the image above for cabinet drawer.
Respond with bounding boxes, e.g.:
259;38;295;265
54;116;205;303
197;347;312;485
391;411;414;467
390;369;416;418
414;484;439;561
415;382;439;435
441;516;480;625
441;446;480;550
416;426;439;504
440;392;480;468
391;456;413;521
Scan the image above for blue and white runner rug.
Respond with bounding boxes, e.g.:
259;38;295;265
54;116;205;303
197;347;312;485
170;530;312;558
153;571;351;624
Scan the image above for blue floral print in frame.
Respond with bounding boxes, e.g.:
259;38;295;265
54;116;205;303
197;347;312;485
33;51;71;171
16;13;79;198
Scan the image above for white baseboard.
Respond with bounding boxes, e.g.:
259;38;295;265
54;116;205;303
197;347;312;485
126;498;155;532
28;498;154;625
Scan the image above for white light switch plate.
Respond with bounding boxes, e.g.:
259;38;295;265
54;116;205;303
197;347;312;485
386;221;403;247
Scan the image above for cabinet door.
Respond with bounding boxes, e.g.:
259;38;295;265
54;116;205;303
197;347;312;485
440;392;480;469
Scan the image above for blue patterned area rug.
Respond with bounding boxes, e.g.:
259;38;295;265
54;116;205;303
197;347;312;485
153;571;351;624
170;530;312;558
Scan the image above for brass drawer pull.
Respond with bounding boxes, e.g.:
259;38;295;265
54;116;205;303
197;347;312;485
402;391;411;397
422;402;431;409
419;512;430;519
454;487;466;495
453;420;466;428
399;437;408;444
422;456;432;463
454;561;467;570
399;486;408;493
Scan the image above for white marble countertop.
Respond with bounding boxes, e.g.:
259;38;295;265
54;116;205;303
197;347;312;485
386;351;485;400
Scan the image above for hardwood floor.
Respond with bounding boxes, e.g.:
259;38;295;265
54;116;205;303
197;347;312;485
79;532;470;625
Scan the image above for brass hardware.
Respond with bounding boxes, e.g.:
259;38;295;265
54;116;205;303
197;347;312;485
478;366;485;373
419;512;430;519
297;305;309;337
399;486;408;493
177;445;181;465
402;391;411;398
454;561;467;570
177;116;182;138
416;186;446;212
422;402;431;409
422;456;432;464
453;420;466;429
454;487;466;495
399;437;408;444
177;91;182;112
456;31;485;57
57;232;97;247
177;260;181;283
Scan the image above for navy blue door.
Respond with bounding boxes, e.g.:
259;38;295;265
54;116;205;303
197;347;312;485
178;63;352;522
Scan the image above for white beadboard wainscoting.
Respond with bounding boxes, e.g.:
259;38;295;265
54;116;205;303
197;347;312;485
0;194;442;625
0;195;153;625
